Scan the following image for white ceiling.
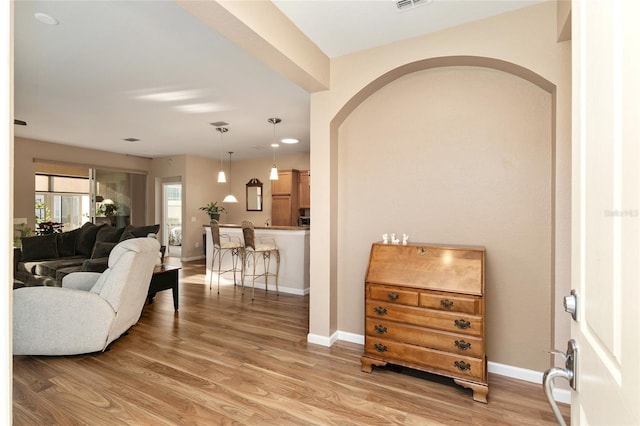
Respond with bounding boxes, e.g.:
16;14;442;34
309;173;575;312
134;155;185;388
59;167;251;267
13;0;542;161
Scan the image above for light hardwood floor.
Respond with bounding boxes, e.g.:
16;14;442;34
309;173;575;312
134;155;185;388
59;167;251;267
13;258;569;425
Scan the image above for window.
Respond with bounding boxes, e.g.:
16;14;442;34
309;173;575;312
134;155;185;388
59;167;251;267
35;174;91;231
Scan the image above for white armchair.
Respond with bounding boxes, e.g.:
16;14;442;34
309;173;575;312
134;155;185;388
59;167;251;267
13;237;160;356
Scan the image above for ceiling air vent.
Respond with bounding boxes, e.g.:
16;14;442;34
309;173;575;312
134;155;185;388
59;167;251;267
395;0;433;12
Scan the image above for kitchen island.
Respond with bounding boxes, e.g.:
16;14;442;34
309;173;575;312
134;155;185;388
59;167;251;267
204;224;310;295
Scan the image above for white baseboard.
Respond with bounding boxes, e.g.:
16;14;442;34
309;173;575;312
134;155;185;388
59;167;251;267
307;331;339;347
180;255;205;262
306;332;571;405
488;361;571;405
215;277;309;295
337;331;364;345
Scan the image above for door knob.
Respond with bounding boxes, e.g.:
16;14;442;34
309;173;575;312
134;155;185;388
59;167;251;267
543;339;577;426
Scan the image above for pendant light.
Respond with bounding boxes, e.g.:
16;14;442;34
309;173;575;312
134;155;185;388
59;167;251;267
215;127;228;183
268;117;281;180
222;151;238;203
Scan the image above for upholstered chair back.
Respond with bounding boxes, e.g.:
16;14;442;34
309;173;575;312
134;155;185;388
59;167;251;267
90;237;160;342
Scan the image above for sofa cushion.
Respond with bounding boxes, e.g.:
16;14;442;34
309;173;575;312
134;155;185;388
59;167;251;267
91;242;117;259
76;222;105;257
55;265;84;283
120;224;160;239
57;228;81;257
81;258;109;273
95;225;125;244
23;256;87;279
20;234;58;261
119;230;136;242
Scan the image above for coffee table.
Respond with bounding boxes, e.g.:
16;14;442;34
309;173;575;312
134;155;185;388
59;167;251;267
147;265;180;311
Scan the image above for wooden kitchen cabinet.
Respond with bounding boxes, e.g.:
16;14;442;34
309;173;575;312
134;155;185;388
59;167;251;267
272;169;297;195
361;242;488;403
298;170;310;209
271;170;299;226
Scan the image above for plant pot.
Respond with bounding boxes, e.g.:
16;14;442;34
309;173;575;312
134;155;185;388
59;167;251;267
209;213;220;222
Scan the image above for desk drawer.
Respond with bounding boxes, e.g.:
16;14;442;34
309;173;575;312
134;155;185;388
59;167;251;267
365;318;484;358
368;284;419;306
366;301;483;337
419;292;481;315
365;337;485;381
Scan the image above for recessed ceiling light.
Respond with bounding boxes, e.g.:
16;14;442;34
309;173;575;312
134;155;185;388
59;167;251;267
271;143;279;148
123;138;140;142
34;13;59;25
281;138;299;144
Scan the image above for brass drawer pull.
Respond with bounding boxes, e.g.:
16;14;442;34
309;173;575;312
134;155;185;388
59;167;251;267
374;324;388;334
374;343;388;353
454;319;471;329
454;360;471;371
387;292;399;301
373;306;387;316
440;299;454;309
455;340;471;351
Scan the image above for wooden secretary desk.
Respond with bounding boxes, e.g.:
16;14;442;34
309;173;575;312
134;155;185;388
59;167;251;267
361;242;488;403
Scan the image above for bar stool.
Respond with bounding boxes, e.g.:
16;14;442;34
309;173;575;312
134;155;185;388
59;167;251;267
240;220;280;300
209;220;244;293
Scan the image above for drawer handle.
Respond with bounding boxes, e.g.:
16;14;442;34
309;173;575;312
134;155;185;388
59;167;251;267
440;299;454;309
454;360;471;371
374;343;388;353
387;292;399;301
454;319;471;329
455;340;472;351
373;306;387;316
418;247;429;255
374;324;388;334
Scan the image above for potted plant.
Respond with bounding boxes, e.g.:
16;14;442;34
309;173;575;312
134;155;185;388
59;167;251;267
199;201;226;222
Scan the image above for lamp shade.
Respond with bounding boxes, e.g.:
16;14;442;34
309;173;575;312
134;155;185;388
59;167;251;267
217;170;226;183
269;165;279;180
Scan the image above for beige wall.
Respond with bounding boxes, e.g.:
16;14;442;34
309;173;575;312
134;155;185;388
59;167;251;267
309;1;572;373
338;66;552;370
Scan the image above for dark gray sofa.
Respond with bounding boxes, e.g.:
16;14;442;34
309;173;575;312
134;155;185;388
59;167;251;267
15;222;159;287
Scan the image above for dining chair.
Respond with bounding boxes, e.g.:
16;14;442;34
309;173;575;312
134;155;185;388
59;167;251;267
240;220;280;300
209;219;244;293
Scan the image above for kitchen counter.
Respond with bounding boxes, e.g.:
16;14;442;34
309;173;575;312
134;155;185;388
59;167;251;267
204;224;310;295
206;223;309;231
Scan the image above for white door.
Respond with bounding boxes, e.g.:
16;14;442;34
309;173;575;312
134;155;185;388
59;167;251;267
571;0;640;424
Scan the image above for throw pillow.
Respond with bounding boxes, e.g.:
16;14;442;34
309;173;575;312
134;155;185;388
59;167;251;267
95;225;125;244
56;228;81;257
119;230;136;242
91;241;117;259
21;234;58;261
130;224;160;238
75;222;106;257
